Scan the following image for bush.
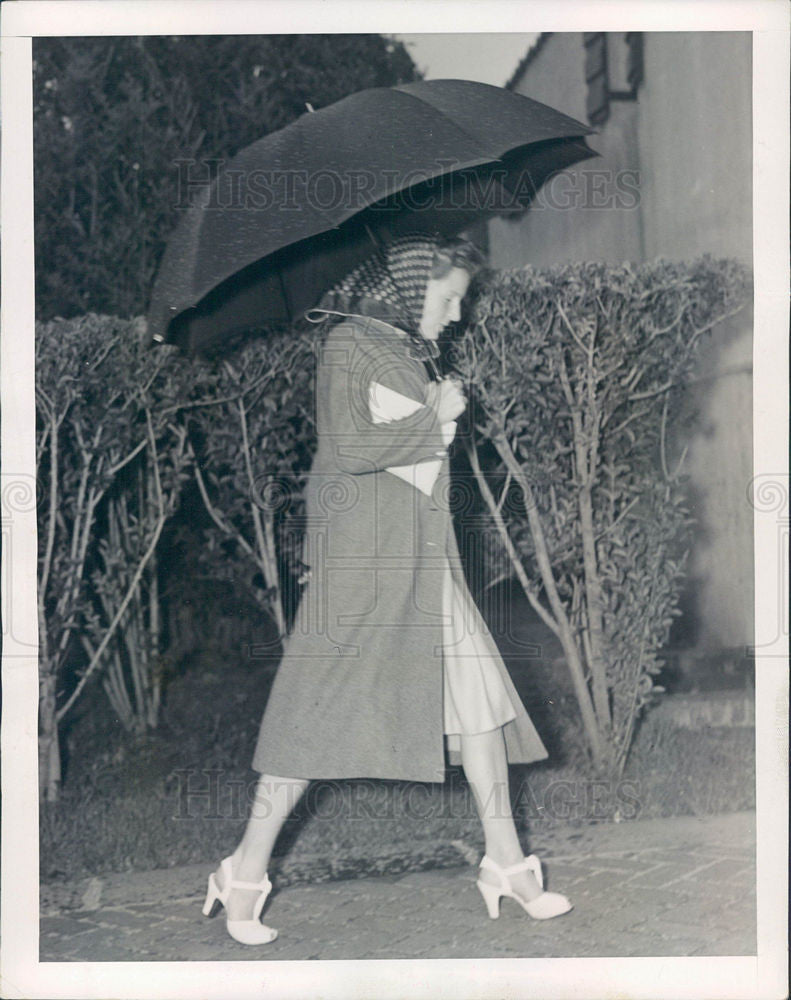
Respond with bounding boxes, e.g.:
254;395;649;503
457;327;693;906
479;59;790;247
35;313;318;800
36;314;199;798
453;257;751;775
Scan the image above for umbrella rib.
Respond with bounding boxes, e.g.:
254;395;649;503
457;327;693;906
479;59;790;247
390;85;498;160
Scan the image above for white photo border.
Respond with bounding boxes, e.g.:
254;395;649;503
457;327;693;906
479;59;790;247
1;2;788;998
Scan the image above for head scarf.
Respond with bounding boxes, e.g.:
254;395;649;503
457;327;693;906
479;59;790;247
306;234;442;361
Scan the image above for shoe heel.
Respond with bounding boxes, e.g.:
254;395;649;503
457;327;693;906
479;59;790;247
476;879;502;919
202;874;221;918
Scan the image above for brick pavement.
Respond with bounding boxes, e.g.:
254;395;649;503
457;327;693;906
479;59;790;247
40;811;756;961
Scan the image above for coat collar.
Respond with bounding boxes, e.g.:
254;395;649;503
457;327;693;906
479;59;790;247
344;313;441;367
348;313;444;375
345;312;408;341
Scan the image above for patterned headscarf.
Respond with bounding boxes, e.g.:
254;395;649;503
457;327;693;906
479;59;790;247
307;234;442;360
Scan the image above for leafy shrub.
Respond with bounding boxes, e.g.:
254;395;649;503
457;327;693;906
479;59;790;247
184;325;315;638
35;313;317;800
35;314;199;797
453;257;751;775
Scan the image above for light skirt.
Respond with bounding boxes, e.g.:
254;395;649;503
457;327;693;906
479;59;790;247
441;559;517;742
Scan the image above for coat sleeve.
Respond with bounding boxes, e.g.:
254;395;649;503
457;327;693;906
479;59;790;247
318;325;449;476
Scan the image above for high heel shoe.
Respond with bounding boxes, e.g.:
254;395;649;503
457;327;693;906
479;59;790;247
202;856;278;944
476;853;572;920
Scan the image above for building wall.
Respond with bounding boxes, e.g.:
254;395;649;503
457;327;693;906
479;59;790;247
637;32;752;265
489;32;753;650
490;33;646;267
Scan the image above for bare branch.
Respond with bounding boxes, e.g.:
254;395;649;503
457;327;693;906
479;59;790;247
56;414;164;723
191;442;257;562
495;468;512;515
465;436;560;638
554;299;590;356
106;437;148;478
597;495;640;540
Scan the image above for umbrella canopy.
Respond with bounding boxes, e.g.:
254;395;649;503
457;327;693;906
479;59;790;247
147;79;597;353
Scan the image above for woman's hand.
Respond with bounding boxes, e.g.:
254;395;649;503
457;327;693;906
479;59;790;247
427;377;467;423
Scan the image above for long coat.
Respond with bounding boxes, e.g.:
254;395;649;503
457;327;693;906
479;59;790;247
251;312;547;782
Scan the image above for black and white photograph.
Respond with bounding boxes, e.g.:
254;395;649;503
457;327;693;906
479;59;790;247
1;2;788;998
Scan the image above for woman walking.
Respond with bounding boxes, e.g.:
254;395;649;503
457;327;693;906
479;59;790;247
202;233;572;944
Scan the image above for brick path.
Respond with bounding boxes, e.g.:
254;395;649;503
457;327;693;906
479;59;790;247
40;811;756;961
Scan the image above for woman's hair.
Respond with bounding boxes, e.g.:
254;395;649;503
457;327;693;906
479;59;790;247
429;236;487;280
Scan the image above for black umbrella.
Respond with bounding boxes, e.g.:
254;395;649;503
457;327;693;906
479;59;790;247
147;79;597;353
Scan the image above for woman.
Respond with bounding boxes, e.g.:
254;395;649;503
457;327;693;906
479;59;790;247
202;234;572;945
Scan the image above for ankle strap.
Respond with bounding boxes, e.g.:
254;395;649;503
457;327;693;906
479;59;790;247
220;856;271;891
502;858;533;874
229;874;271;891
480;854;540;875
480;854;531;873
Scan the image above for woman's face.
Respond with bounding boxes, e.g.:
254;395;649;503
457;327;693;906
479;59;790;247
419;267;471;340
